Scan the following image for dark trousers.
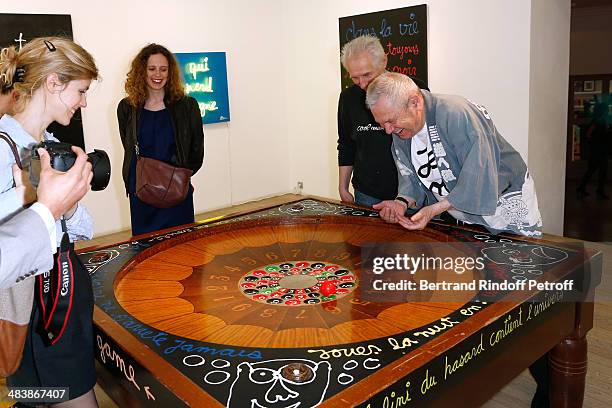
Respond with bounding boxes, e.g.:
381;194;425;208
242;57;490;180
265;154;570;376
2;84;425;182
578;147;608;193
530;353;550;408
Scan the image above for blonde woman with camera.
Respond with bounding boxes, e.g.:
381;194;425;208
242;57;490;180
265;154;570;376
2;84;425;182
0;37;100;407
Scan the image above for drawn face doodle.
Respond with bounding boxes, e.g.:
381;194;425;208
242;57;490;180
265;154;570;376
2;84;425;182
227;359;331;408
481;243;568;268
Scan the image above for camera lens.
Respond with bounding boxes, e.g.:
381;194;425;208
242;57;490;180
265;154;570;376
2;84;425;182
28;141;111;191
87;150;111;191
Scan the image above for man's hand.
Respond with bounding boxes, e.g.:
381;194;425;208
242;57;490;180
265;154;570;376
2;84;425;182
36;146;93;220
398;205;436;230
12;164;37;206
338;166;355;204
373;200;410;224
398;200;452;230
339;188;355;204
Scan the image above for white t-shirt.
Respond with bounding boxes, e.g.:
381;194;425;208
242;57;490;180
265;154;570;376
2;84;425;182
410;124;467;221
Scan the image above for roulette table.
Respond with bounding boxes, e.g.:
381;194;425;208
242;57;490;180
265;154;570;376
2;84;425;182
81;197;601;407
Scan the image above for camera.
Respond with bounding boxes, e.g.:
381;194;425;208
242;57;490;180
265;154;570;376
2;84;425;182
29;141;111;191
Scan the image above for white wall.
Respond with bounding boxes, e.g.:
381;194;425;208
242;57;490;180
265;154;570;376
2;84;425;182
4;0;571;235
282;1;532;201
3;0;290;236
528;0;571;236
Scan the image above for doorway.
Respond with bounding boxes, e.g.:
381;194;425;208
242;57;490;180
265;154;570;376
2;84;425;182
563;3;612;242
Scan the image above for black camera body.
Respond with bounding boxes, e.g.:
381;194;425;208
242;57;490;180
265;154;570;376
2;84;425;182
30;141;111;191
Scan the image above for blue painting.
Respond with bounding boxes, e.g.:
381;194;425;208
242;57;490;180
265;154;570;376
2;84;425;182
174;52;230;124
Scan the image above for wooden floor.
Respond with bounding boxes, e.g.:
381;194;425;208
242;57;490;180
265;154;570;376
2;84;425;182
484;239;612;408
1;194;610;407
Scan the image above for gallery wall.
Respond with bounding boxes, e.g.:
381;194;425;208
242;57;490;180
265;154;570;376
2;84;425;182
3;1;291;236
528;0;571;236
3;0;570;235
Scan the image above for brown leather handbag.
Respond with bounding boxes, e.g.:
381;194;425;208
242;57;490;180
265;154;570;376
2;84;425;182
0;131;33;377
135;143;193;208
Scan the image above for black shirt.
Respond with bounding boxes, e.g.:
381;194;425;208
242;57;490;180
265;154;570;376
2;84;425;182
337;85;398;200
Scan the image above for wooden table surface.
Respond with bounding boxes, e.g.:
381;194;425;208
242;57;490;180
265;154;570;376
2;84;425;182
83;196;601;407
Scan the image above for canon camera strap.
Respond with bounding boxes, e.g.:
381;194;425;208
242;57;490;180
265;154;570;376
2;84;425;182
36;218;75;346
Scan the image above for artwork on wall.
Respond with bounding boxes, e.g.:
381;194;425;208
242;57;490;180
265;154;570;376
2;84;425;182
174;52;230;125
0;13;85;148
338;5;428;90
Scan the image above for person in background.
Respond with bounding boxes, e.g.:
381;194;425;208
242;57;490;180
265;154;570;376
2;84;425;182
337;35;396;207
0;75;17;117
337;35;429;208
366;72;542;238
0;37;99;407
117;43;204;236
577;101;610;199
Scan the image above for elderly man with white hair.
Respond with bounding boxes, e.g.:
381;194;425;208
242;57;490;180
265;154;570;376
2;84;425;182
366;72;542;237
337;35;398;207
367;72;550;408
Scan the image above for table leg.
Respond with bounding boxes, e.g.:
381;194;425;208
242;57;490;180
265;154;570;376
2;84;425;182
549;336;588;407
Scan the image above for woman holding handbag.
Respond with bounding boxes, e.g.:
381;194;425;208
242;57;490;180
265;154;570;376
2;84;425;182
117;43;204;236
0;37;99;407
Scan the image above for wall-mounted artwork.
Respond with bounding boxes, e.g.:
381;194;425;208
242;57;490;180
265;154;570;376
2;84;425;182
0;13;85;148
174;52;230;125
339;5;428;90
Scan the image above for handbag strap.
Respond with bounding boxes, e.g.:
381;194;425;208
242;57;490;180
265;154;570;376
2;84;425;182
0;131;23;170
132;106;141;158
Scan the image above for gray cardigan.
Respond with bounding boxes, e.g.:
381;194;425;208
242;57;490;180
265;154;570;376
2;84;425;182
393;90;542;237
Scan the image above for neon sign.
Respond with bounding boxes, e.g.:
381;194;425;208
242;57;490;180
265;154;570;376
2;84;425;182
174;52;230;124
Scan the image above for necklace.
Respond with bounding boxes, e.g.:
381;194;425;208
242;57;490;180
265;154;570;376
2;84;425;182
145;99;165;111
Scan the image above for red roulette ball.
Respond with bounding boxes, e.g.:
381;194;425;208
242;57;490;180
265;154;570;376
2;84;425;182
320;281;337;297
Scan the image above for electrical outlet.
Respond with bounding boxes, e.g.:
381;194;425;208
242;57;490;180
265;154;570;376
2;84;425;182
294;181;304;194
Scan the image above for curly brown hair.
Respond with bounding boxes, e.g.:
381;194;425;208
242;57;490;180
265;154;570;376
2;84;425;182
124;43;184;107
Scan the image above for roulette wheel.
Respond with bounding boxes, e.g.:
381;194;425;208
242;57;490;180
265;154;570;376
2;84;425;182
83;198;600;407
